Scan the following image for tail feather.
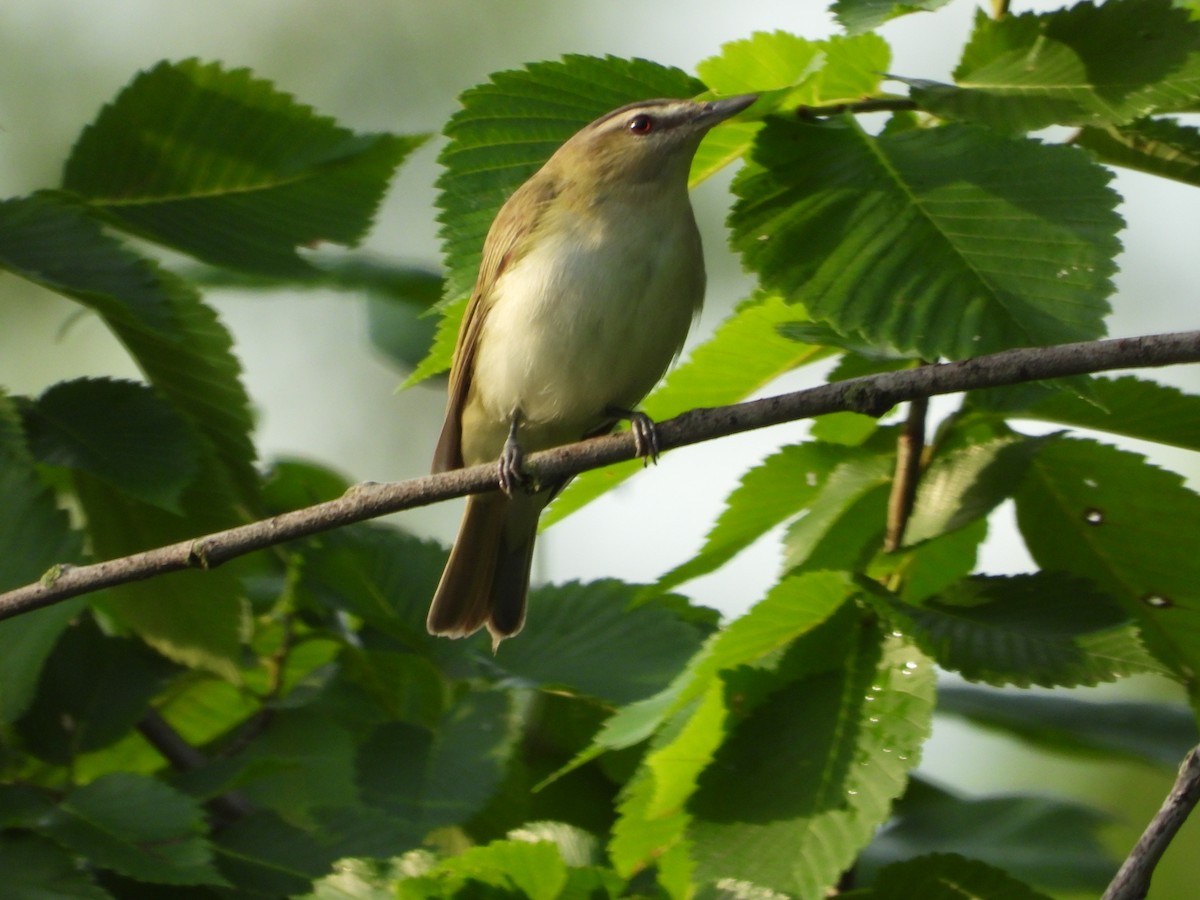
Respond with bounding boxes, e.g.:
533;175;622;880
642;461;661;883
427;492;544;648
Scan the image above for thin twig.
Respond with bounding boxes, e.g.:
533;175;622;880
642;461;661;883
884;392;929;553
1103;745;1200;900
1;330;1198;620
796;97;917;120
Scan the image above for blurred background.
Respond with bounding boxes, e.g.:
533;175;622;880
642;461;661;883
2;0;1198;894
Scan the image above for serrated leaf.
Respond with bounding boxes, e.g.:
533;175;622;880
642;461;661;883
783;451;894;571
20;378;199;513
38;773;223;886
73;474;245;678
494;580;711;704
862;852;1056;899
0;833;114;899
909;1;1200;133
893;518;988;604
0;394;85;723
64;59;425;275
1005;374;1200;452
358;691;518;835
872;573;1163;688
937;685;1198;768
658;442;851;591
687;627;935;897
546;293;833;526
16;617;175;764
1076;116;1200;187
0;193;258;504
863;780;1112;892
731;118;1121;362
832;0;955;35
904;436;1044;546
436;55;704;304
439;840;568;900
1015;437;1200;683
213;810;336;896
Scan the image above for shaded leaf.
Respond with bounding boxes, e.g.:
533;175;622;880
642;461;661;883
0;193;258;504
39;773;223;886
730;118;1121;361
833;0;955;35
358;691;518;837
937;685;1198;769
872;574;1163;688
20;378;199;513
783;451;894;570
993;374;1200;452
495;580;712;704
909;2;1200;133
0;394;84;723
65;59;425;275
1015;438;1200;681
1076;116;1200;187
16;617;175;764
213;810;336;896
545;292;832;526
860;852;1056;899
0;833;113;899
905;436;1045;546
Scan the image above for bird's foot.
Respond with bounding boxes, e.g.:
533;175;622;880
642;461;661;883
607;406;661;467
498;416;528;495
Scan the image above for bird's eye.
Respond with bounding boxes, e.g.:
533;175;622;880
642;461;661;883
627;114;654;135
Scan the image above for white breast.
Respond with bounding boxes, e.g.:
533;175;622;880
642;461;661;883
463;191;704;463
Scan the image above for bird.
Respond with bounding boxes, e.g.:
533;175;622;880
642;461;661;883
427;93;757;649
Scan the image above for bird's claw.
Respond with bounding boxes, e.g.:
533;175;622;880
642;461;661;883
626;410;660;467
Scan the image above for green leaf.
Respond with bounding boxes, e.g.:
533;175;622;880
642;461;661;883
863;781;1111;892
64;59;426;276
832;0;955;35
16;617;175;764
696;31;825;97
872;573;1163;688
0;193;258;504
1015;438;1200;682
937;685;1198;769
687;626;935;897
892;518;988;605
1076;117;1200;187
730;118;1121;361
909;2;1200;133
0;833;114;899
437;840;569;900
19;378;199;513
213;810;337;896
860;852;1056;899
38;773;223;886
495;580;711;704
0;394;85;723
357;691;518;836
657;441;852;591
545;292;833;525
73;474;246;678
904;436;1044;546
783;451;894;571
436;55;704;304
1002;374;1200;452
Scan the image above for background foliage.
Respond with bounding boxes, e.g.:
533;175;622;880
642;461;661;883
1;1;1199;897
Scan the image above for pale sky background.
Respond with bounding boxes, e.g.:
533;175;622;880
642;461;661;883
2;0;1199;888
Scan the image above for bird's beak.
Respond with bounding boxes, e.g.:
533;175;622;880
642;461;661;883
695;94;758;127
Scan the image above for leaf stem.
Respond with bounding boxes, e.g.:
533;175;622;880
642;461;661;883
884;391;929;553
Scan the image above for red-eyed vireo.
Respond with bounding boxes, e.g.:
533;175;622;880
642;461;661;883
428;93;757;648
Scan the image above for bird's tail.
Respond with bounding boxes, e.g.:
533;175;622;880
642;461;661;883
427;491;543;649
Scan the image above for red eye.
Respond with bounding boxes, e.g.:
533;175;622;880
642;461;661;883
628;114;654;135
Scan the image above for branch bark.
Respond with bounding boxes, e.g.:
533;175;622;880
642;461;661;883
2;330;1198;620
1102;745;1200;900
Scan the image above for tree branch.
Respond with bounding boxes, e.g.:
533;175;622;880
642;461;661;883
1;330;1198;620
1103;745;1200;900
884;391;929;553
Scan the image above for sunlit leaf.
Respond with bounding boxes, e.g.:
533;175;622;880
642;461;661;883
731;118;1121;361
64;59;425;275
832;0;955;35
1076;116;1200;187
